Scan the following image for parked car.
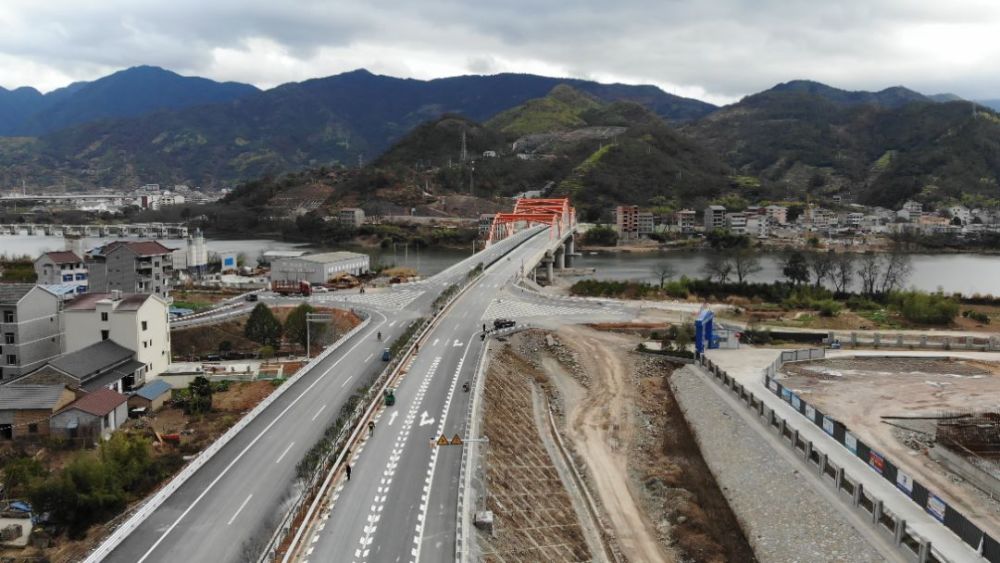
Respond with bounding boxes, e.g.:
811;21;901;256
245;293;259;302
381;348;391;361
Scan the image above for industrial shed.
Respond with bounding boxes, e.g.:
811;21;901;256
128;379;172;412
270;251;370;284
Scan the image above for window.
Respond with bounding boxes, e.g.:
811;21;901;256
101;312;109;322
142;321;148;331
3;333;12;344
143;341;148;348
3;311;13;323
101;330;109;341
5;355;14;366
103;413;110;428
27;423;37;434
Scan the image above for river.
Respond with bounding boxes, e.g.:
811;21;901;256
564;250;1000;296
0;235;471;278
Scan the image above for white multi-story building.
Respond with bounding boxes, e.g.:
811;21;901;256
901;200;923;222
62;292;171;381
725;212;748;235
745;217;769;238
674;209;696;233
845;212;864;228
948;205;972;225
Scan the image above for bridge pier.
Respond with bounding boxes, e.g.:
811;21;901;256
556;246;565;270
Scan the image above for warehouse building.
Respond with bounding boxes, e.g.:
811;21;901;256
270;251;370;284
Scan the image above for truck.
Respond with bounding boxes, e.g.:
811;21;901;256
272;280;312;296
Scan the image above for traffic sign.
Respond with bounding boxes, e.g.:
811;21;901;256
450;434;463;445
436;435;449;446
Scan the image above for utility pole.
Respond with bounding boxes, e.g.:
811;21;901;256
469;165;475;195
460;130;468;163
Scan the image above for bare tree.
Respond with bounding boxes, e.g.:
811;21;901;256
856;252;881;296
702;253;733;284
878;250;912;295
731;248;762;284
653;263;676;288
828;253;855;293
809;251;836;287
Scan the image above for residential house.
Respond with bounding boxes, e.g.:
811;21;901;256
86;241;174;300
704;205;727;231
726;212;749;235
901;200;923;222
51;388;129;441
337;208;366;228
18;339;146;393
0;285;62;382
948;205;972;225
0;385;76;440
127;379;172;413
765;205;788;225
34;251;88;295
63;292;171;381
674;209;696;234
745;216;769;238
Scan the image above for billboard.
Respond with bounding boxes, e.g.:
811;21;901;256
869;450;886;474
845;431;858;454
805;404;816;423
791;394;801;410
927;493;947;522
897;470;914;495
822;416;835;436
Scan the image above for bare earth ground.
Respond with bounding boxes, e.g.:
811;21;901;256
513;326;755;563
779;356;1000;535
479;346;593;562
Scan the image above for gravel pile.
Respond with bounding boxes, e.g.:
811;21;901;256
670;365;887;563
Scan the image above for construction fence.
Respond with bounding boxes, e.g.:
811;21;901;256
750;349;1000;563
695;349;982;563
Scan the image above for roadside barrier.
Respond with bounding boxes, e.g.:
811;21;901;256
756;351;999;562
694;350;978;563
82;312;372;563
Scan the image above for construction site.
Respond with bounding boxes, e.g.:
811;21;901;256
474;326;755;562
778;353;1000;537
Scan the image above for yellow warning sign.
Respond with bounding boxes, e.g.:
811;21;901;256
450;434;463;446
436;435;449;446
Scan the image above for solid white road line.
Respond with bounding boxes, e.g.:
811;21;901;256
135;313;387;563
275;442;295;464
227;494;253;526
311;404;327;422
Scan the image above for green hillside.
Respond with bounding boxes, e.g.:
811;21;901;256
486;85;601;136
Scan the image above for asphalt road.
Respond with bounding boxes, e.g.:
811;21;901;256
100;227;545;563
302;231;555;563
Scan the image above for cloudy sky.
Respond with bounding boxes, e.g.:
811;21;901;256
1;0;999;105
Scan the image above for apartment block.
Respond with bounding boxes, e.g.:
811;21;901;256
674;209;696;233
704;205;727;231
34;251;88;295
0;285;62;382
87;241;174;300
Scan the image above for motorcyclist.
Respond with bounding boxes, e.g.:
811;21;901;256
377;331;382;341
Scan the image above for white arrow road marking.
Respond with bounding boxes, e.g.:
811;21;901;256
453;340;463;347
432;338;439;346
227;494;253;526
419;411;435;427
388;411;398;426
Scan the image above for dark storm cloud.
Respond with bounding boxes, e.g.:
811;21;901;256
0;0;997;103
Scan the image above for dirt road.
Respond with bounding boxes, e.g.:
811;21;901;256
554;325;676;563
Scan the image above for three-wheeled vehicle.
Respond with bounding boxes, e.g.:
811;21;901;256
384;388;396;406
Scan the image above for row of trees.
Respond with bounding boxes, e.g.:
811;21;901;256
699;249;913;297
244;303;330;353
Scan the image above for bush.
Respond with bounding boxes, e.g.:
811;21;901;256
581;226;618;246
892;291;959;325
962;310;991;324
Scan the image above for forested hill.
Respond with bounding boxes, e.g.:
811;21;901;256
682;84;1000;207
0;69;714;190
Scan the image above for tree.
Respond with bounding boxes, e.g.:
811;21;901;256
582;225;618;246
702;253;733;284
730;248;762;284
285;304;325;351
244;303;282;346
828;253;855;293
782;251;809;285
653;263;675;288
259;345;275;361
809;251;836;287
186;376;213;414
879;250;913;295
857;252;881;295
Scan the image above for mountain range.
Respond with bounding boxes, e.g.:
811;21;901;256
2;66;1000;211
